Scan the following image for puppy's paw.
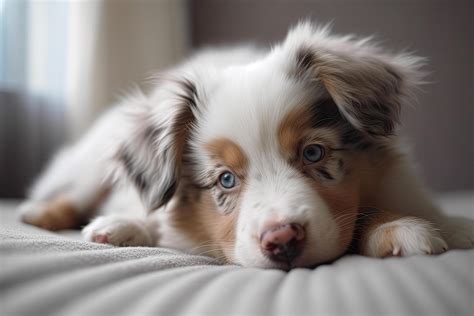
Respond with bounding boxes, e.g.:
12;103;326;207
364;217;448;258
82;216;153;247
18;198;79;231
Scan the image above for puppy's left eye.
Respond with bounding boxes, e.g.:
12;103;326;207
303;144;324;164
219;171;237;189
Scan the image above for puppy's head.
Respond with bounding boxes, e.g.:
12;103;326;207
118;22;424;269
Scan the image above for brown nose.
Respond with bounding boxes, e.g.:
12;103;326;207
260;223;305;264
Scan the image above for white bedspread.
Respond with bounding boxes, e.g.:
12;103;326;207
1;193;473;316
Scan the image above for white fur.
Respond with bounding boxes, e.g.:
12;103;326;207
364;217;448;257
82;215;154;247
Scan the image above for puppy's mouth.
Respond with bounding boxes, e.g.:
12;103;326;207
270;257;308;271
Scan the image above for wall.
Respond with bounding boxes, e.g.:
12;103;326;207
1;0;472;197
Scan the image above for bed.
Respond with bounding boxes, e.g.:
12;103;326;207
1;192;473;316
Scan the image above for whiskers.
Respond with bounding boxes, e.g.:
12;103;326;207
331;205;385;253
186;241;233;265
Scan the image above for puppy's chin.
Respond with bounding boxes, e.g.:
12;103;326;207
234;254;342;270
231;244;346;270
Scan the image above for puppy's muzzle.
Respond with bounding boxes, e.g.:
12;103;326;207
260;223;305;264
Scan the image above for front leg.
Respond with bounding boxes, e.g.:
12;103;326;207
357;209;448;258
82;215;157;247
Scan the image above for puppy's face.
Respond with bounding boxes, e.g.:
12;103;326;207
119;22;423;269
192;62;364;268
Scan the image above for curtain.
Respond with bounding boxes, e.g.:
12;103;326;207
65;0;190;138
0;0;190;197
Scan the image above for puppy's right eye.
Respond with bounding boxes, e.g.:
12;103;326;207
303;144;325;164
219;171;236;189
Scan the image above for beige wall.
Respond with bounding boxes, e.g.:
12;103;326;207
191;0;473;193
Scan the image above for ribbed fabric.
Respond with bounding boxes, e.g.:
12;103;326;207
1;198;473;316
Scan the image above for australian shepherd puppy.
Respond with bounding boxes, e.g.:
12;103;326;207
19;22;473;269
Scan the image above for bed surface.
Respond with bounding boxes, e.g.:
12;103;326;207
1;193;473;316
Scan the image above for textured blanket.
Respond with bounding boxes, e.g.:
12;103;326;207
1;194;473;316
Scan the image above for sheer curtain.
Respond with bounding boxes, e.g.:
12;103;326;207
66;0;190;138
0;0;190;197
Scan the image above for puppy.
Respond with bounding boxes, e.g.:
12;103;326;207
19;22;473;269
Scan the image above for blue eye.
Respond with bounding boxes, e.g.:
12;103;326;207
303;144;324;164
219;172;236;189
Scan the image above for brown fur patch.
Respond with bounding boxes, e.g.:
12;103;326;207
25;197;81;231
170;188;237;262
23;186;110;231
358;143;405;205
278;106;313;161
313;169;361;253
205;138;248;175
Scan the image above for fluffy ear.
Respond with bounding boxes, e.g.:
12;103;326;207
115;77;199;211
282;22;425;137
